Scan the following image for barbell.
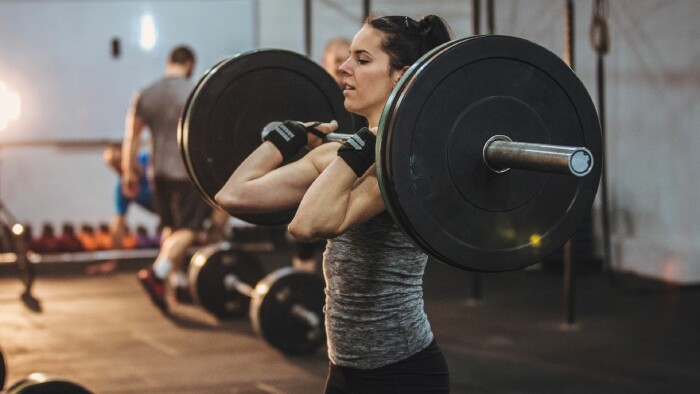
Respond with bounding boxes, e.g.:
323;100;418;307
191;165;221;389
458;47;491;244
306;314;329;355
188;243;325;354
1;347;5;391
178;35;602;273
0;347;92;394
3;373;92;394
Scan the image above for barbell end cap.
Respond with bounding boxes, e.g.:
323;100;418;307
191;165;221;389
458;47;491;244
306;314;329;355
569;148;594;177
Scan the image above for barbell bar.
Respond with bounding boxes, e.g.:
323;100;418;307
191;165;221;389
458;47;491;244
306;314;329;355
264;126;593;178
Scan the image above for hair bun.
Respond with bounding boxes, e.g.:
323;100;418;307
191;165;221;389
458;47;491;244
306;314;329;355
417;16;434;36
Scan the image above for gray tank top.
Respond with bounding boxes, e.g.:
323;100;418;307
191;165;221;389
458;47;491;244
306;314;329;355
323;211;433;369
135;76;193;180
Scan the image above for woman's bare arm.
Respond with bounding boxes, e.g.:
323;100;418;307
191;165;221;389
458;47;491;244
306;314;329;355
215;121;339;216
288;158;385;242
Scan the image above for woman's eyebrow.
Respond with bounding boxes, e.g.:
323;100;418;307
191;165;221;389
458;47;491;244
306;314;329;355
351;49;372;57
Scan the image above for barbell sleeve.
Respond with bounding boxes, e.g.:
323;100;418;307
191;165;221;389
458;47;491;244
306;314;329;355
483;135;594;177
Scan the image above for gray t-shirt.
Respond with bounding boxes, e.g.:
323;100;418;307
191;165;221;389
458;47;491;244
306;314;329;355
134;76;193;180
323;211;433;369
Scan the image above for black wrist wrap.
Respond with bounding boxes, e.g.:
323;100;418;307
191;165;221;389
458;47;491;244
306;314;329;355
337;127;376;177
263;120;308;161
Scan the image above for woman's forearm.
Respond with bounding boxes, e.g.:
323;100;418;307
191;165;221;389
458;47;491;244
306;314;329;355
289;157;384;241
215;141;283;212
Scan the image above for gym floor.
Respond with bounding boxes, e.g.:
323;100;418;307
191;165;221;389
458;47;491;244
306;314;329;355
0;252;698;394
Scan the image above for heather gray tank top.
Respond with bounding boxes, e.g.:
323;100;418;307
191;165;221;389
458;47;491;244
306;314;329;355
323;211;433;369
135;76;193;180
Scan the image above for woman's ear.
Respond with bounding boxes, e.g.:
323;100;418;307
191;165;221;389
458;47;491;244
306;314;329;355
393;65;410;86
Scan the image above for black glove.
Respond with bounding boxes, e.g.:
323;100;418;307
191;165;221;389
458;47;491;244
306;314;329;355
262;120;308;161
337;128;376;177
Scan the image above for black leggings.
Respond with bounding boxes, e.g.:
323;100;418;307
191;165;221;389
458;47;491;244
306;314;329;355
324;339;450;394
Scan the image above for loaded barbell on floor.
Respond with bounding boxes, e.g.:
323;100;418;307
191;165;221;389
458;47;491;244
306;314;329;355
3;373;92;394
188;242;325;354
1;347;5;391
0;347;92;394
179;35;602;273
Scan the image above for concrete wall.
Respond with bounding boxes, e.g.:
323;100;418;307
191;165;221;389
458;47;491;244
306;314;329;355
0;0;698;283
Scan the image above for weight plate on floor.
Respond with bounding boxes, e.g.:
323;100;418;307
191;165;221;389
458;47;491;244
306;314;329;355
189;242;265;319
5;373;92;394
377;35;602;272
1;346;5;390
250;267;326;354
179;49;353;225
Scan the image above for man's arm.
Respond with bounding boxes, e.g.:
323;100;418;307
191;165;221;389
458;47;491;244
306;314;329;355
121;95;145;198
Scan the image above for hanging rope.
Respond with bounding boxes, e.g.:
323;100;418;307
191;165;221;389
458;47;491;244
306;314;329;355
564;0;575;69
590;0;616;287
486;0;495;35
590;0;610;56
562;0;576;327
471;0;481;35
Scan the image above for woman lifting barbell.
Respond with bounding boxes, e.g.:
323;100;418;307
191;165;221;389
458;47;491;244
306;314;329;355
216;14;452;394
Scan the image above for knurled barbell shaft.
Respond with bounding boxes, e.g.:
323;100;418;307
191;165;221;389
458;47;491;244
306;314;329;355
328;132;593;177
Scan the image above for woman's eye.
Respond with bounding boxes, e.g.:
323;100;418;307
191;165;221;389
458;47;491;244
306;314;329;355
358;59;369;65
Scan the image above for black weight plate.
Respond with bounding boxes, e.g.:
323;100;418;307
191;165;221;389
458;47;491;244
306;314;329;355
179;49;353;225
377;35;602;272
178;57;230;185
250;267;326;354
6;373;92;394
188;242;265;319
1;346;5;390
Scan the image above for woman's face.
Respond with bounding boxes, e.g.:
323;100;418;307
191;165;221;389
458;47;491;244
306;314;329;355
339;25;405;126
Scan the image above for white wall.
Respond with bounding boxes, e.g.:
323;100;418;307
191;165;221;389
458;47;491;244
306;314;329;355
0;0;256;235
0;0;698;283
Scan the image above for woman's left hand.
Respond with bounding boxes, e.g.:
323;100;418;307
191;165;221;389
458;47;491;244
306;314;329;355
303;120;338;149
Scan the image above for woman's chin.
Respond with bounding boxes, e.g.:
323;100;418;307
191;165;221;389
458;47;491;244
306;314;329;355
343;102;362;116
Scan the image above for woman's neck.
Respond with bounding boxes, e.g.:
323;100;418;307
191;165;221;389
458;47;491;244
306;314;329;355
367;112;380;129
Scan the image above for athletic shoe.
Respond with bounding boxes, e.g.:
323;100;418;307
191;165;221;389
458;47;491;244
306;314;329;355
137;268;168;313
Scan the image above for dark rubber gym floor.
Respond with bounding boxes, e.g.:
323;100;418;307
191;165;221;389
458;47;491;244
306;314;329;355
1;251;699;393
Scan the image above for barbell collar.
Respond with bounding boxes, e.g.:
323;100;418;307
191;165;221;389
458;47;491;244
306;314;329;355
483;135;594;177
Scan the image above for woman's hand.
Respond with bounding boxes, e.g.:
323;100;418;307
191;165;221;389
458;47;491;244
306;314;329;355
303;120;338;149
